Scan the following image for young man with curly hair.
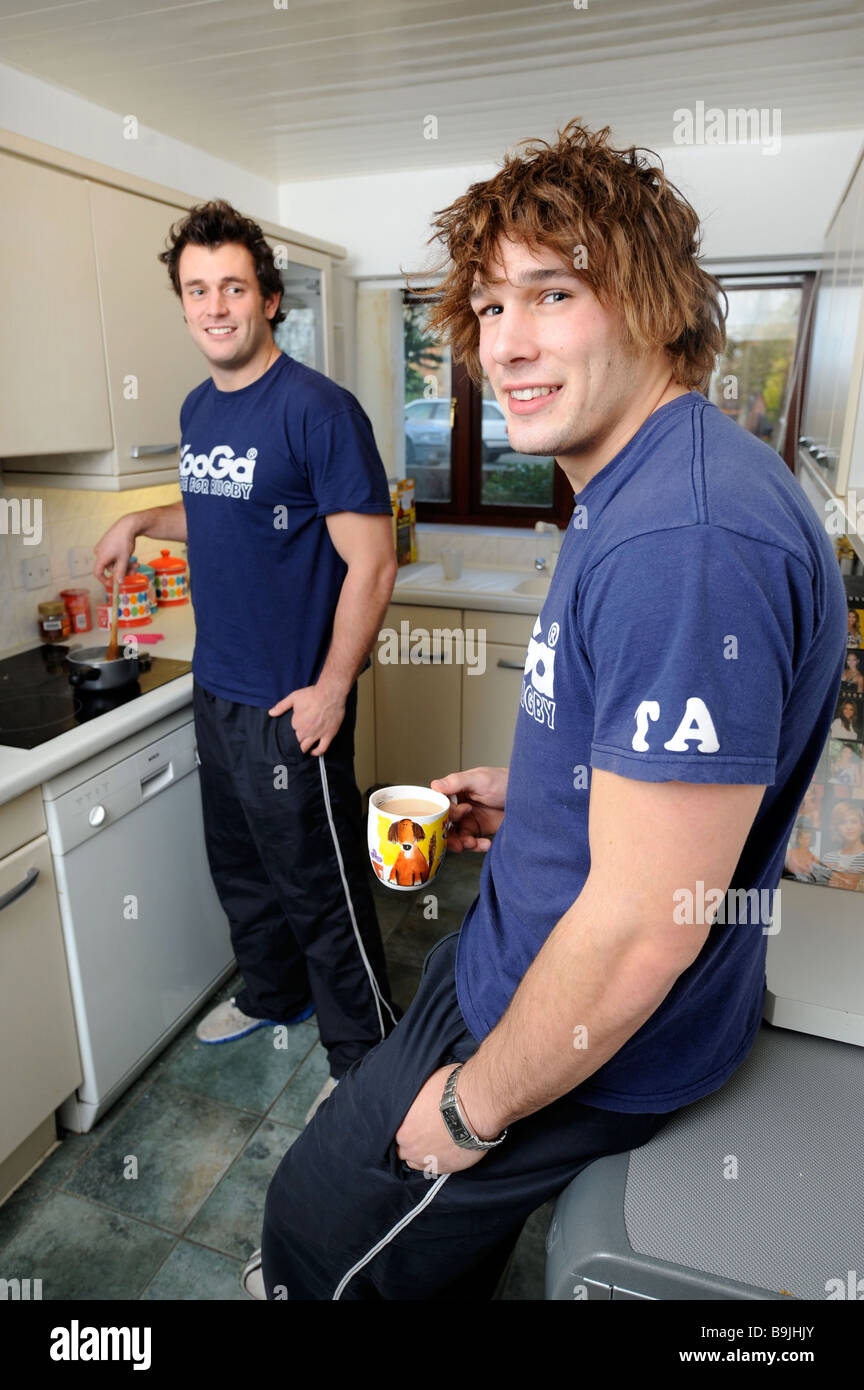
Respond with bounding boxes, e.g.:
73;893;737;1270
250;122;847;1300
94;202;400;1119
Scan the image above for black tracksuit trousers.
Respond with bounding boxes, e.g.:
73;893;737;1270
261;932;681;1300
192;679;399;1077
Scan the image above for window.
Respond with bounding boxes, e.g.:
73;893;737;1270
479;379;555;509
403;274;814;522
709;273;815;471
403;292;569;525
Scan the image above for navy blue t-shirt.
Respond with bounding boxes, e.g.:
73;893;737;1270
179;353;392;707
455;391;847;1113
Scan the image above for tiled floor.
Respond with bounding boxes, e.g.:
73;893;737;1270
0;849;550;1300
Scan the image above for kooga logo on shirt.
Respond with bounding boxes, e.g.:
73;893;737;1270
521;616;558;729
179;443;257;500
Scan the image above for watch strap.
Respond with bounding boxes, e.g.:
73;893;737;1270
440;1064;507;1150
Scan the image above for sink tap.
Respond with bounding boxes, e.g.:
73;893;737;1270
534;521;561;573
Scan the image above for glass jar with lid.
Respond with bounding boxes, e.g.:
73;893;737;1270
38;600;71;643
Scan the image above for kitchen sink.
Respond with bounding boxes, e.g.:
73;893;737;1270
393;562;552;604
513;577;551;596
395;563;518;593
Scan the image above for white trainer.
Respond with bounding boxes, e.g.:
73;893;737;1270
241;1249;266;1300
196;997;278;1044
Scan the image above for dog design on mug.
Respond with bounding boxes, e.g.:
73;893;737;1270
387;819;437;887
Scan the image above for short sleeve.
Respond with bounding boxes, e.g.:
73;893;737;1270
579;526;809;785
304;407;393;518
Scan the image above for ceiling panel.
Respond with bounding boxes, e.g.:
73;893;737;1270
0;0;862;180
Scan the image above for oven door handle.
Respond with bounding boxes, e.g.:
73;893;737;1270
0;866;39;913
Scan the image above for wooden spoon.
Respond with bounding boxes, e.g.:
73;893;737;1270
104;569;120;661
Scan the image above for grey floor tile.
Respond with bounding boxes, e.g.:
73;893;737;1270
38;977;248;1163
28;1129;97;1188
0;1190;174;1300
140;1240;247;1301
185;1118;300;1261
267;1044;331;1128
384;901;464;968
433;851;485;911
63;1079;259;1233
157;1019;318;1115
368;872;415;939
0;1178;52;1253
498;1203;553;1300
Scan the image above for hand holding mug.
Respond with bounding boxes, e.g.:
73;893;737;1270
430;767;508;853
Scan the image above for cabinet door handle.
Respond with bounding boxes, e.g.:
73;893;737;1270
0;866;39;913
497;659;525;670
128;444;179;458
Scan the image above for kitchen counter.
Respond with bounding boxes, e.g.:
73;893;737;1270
0;563;549;809
392;561;550;614
0;605;196;809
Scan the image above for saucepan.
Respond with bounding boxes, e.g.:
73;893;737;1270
66;644;151;692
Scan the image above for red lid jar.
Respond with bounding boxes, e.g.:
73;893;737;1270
104;573;152;626
150;549;189;606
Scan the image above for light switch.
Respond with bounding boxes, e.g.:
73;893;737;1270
68;546;92;577
23;555;52;590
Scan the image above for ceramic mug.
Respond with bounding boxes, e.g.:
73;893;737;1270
368;784;450;891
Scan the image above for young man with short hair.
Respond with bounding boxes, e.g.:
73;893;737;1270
94;202;399;1118
250;121;847;1300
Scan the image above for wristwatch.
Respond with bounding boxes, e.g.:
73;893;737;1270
440;1064;508;1150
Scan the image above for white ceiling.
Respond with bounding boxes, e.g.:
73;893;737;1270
0;0;863;182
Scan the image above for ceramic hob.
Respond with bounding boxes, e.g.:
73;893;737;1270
0;643;191;749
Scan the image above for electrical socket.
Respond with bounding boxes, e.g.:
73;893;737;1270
23;555;52;590
68;546;92;578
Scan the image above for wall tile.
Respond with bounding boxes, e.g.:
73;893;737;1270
468;534;501;565
0;598;21;652
502;536;543;567
0;483;181;656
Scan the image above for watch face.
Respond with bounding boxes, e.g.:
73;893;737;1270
441;1104;471;1145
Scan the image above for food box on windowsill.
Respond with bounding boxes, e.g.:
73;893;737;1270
389;477;417;567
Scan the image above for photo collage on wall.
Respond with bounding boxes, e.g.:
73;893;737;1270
784;574;864;891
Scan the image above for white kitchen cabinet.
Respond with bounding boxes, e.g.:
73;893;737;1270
0;791;82;1174
374;603;462;787
0;128;346;489
373;605;534;785
461;610;533;769
86;182;207;481
462;643;526;768
0;151;113;457
354;665;375;795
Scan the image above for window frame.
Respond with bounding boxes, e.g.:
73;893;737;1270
709;270;817;475
408;271;816;524
404;291;572;527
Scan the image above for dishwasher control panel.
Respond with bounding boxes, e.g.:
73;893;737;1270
43;720;198;856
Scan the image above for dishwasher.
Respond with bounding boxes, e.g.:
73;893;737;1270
42;704;235;1132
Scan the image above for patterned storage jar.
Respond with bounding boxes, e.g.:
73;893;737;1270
129;556;159;614
150;549;189;606
104;575;152;627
